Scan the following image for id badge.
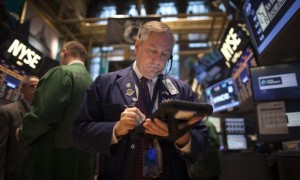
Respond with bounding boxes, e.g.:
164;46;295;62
142;147;159;177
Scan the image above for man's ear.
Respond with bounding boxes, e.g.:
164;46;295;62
62;49;68;58
135;39;139;50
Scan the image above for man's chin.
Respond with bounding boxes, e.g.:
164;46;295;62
148;71;161;78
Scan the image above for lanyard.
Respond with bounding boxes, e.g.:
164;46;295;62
132;71;160;116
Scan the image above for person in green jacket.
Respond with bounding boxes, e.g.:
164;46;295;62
190;117;221;180
16;41;94;180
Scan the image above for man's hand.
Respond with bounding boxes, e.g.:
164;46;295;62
143;118;168;137
143;115;204;146
15;128;20;142
115;107;145;137
175;116;204;147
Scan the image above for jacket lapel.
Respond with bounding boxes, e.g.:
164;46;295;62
19;99;29;114
116;67;137;106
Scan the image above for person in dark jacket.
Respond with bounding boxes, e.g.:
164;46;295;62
0;75;39;180
73;21;209;180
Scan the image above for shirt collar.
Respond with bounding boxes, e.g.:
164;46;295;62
133;61;158;84
68;60;84;65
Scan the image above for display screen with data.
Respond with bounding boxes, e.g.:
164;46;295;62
243;0;300;55
250;61;300;102
226;134;248;150
0;58;27;102
225;118;246;134
231;45;257;103
205;77;240;113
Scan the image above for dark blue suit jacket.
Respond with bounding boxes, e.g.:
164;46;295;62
73;66;208;180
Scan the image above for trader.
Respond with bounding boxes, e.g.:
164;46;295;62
73;21;208;180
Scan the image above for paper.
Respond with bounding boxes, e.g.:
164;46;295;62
257;101;288;134
286;112;300;127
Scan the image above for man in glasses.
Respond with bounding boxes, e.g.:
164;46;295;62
0;75;39;180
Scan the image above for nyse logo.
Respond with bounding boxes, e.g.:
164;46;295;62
7;39;41;69
221;28;241;61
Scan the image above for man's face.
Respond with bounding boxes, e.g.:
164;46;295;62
21;77;39;103
135;32;173;79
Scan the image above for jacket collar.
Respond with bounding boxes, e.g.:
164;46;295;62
115;65;174;106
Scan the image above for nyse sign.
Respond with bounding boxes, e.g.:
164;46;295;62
220;23;250;68
7;39;42;69
220;27;242;68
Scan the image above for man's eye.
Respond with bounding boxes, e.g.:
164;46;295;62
161;53;169;60
149;49;157;55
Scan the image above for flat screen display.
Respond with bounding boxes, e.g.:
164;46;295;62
250;61;300;102
231;45;257;103
225;118;246;134
226;134;248;150
242;0;300;55
205;77;240;113
0;58;27;102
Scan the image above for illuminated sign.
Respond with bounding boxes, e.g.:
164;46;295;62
7;39;42;70
213;92;230;104
205;77;240;112
258;73;298;90
220;22;250;68
221;28;241;61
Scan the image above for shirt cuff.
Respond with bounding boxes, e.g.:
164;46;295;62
111;122;120;144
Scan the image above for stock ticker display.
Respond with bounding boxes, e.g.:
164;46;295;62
231;45;257;103
0;58;27;102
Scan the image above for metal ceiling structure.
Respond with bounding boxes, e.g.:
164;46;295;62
26;0;229;56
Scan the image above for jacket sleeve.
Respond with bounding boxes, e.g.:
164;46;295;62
173;79;209;160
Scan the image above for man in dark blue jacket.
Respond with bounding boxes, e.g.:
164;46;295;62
73;21;208;180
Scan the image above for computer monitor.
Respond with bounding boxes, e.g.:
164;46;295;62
0;58;27;102
242;0;300;55
231;44;257;103
205;77;240;113
226;134;248;151
225;118;246;134
250;61;300;102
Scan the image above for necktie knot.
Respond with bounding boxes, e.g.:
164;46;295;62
141;76;149;84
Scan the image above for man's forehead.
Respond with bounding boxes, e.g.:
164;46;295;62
28;78;39;83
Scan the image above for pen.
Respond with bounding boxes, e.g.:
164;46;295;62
124;104;135;108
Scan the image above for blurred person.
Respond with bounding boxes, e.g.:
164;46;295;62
189;117;221;180
17;41;94;180
73;21;209;180
0;75;39;180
